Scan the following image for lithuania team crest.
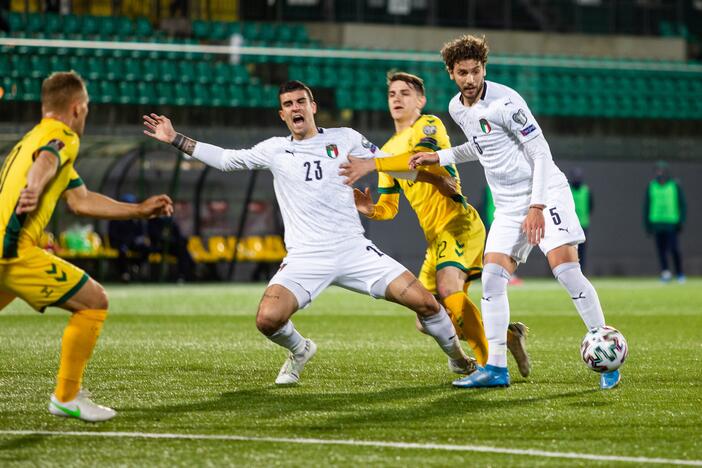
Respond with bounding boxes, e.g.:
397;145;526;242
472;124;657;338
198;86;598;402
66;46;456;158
479;118;491;133
325;144;339;158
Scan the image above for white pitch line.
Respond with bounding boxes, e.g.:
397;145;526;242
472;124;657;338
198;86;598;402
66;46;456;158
1;430;700;466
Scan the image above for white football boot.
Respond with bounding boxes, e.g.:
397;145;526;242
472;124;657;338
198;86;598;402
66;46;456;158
275;339;317;385
49;389;116;422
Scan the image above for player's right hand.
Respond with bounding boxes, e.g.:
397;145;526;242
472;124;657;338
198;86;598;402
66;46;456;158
353;187;375;217
142;114;176;144
16;187;39;215
138;194;174;218
409;152;440;169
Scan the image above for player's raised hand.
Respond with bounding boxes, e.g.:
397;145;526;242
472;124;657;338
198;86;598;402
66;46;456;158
138;194;174;219
408;152;440;169
143;113;177;144
15;187;39;215
353;188;375;217
339;156;376;185
522;206;546;245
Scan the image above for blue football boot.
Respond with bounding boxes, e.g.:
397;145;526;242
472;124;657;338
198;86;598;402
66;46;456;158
600;369;621;389
452;364;510;388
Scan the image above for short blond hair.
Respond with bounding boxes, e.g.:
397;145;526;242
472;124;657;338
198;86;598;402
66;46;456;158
41;71;87;112
440;35;489;72
386;71;425;95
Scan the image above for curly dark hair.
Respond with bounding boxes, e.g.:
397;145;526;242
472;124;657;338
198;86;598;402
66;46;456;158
440;35;489;72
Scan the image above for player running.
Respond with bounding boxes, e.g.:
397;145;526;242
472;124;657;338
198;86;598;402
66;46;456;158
343;71;530;377
0;71;173;421
143;80;477;386
406;35;621;390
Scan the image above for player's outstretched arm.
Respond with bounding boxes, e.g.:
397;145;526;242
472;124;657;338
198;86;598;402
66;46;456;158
143;113;196;155
415;171;459;198
16;150;60;215
64;185;173;220
340;154;419;185
408;152;439;169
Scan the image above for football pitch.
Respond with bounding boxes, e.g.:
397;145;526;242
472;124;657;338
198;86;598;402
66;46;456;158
1;278;701;466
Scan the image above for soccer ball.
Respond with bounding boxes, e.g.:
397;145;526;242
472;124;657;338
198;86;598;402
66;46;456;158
580;326;628;373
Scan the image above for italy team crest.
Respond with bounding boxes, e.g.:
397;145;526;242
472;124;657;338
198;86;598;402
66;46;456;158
479;118;491;133
325;144;339;158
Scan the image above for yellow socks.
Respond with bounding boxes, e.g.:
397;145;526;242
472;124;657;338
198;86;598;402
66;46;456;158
54;309;107;402
443;291;488;366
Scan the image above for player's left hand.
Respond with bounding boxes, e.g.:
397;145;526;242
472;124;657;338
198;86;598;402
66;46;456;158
522;206;545;245
16;187;39;215
339;156;375;185
139;194;174;218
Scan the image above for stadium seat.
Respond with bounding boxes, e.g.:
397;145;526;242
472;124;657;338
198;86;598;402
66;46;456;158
135;17;153;37
137;82;156;105
117;81;137;104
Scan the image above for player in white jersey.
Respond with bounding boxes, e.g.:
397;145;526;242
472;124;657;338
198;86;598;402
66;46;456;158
142;80;476;385
409;35;621;390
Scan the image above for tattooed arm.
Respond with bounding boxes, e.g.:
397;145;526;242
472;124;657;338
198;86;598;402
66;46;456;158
143;113;196;155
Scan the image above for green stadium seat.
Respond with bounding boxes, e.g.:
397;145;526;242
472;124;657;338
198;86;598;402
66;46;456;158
194;61;212;84
137;82;156;105
177;61;194;83
10;55;29;78
117;81;136;104
212;61;232;84
192;20;210;40
44;14;62;33
25;14;44;34
245;85;263;107
135;17;152;37
81;16;100;36
158;59;178;82
104;57;124;80
1;77;18;101
142;59;158;82
8;12;24;33
114;17;133;37
97;81;117;104
48;55;69;74
227;84;245;107
209;22;230;41
156;82;175;105
232;65;249;84
124;58;142;81
0;55;9;76
210;84;227;107
29;55;49;79
20;77;41;101
85;57;105;80
174;83;192;106
62;15;81;35
192;85;211;106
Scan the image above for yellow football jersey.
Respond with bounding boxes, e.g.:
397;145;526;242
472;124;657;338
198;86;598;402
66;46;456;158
0;118;83;260
378;114;470;241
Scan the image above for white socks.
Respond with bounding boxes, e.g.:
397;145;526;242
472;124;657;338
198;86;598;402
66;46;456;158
267;321;307;356
481;263;511;368
418;306;466;361
553;262;605;330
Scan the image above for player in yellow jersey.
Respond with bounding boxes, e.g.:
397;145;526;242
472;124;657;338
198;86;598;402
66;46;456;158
340;72;530;376
0;71;173;421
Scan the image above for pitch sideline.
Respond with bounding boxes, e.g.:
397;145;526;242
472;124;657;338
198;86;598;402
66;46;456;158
1;430;701;466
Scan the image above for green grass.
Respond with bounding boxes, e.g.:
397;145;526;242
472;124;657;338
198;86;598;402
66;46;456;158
1;279;701;466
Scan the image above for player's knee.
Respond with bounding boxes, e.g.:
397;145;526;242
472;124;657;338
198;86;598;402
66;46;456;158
481;263;509;296
414;292;440;318
86;282;109;310
436;283;459;300
255;306;284;336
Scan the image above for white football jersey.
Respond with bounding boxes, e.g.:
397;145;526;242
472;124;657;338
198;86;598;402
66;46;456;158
194;128;380;251
438;81;568;216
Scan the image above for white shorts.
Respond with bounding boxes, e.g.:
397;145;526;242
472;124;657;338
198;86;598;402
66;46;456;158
268;237;408;309
486;185;586;264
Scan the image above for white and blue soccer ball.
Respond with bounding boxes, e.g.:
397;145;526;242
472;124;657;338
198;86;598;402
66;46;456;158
580;326;628;373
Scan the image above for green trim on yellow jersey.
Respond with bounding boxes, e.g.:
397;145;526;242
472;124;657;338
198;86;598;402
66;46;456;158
2;209;27;259
378;179;401;194
51;272;89;307
66;177;84;190
37;145;62;169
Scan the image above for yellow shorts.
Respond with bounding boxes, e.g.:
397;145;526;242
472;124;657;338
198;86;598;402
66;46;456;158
419;207;486;295
0;246;89;312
